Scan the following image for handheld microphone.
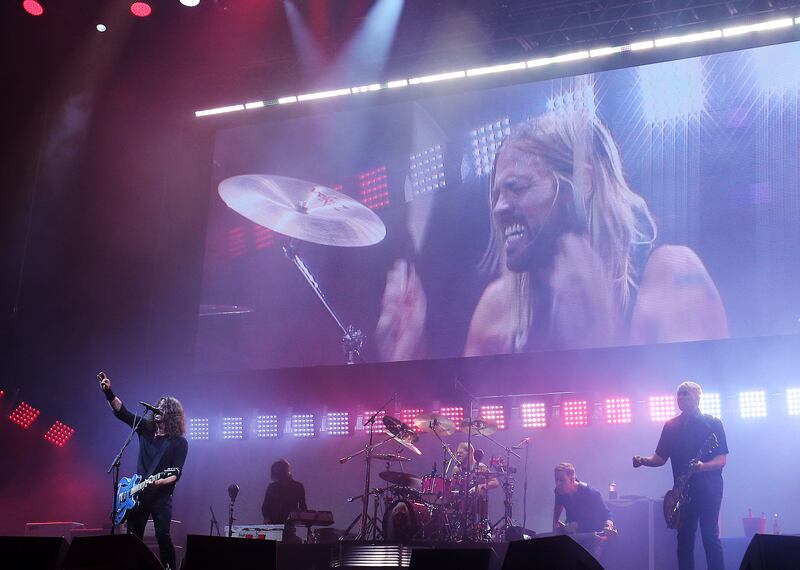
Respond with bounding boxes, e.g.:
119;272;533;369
228;484;240;502
139;401;162;414
512;437;530;450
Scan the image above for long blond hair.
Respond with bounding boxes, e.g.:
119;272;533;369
484;112;657;350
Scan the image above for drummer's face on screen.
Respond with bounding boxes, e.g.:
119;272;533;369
492;145;560;273
455;445;471;465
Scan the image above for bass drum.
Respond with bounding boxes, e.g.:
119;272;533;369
383;499;432;542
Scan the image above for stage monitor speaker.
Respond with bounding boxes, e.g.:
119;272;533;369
739;534;800;570
62;534;162;570
0;536;68;570
502;536;603;570
182;535;276;570
410;546;493;570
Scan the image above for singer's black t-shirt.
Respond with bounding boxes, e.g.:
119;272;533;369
114;404;188;495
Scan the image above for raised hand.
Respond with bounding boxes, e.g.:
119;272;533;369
97;371;112;391
547;233;616;349
375;260;427;361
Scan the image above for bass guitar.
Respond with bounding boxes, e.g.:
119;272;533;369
663;433;718;529
114;467;180;524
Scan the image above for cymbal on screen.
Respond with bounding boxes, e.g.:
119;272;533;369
218;174;386;247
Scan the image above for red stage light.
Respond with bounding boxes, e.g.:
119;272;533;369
44;421;75;447
562;400;590;427
9;402;41;428
0;389;5;398
358;166;390;210
22;0;44;16
130;2;152;17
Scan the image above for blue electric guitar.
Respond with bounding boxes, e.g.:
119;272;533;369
114;468;180;524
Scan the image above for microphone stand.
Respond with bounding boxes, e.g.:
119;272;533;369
228;497;236;538
522;439;530;532
107;406;146;535
209;506;221;536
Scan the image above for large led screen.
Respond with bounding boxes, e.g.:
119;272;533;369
197;41;800;371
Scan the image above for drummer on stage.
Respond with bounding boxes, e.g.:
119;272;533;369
452;442;499;501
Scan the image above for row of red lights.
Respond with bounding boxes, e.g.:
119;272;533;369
5;398;75;447
23;1;154;18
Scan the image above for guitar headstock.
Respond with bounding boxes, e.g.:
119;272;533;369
700;433;719;457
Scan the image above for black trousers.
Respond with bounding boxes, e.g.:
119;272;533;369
676;490;724;570
127;492;176;569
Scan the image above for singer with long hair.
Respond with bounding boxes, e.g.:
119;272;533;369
98;373;188;570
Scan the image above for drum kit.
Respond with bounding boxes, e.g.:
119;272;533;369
339;409;524;544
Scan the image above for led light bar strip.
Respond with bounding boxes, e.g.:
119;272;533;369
196;17;800;118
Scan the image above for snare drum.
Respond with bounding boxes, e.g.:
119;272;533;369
382;499;432;542
421;475;451;504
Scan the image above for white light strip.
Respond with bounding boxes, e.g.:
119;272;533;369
351;84;382;94
466;61;527;77
528;50;589;68
297;88;352;102
722;18;794;37
654;29;722;47
590;46;624;58
195;104;245;117
196;19;800;117
409;70;466;84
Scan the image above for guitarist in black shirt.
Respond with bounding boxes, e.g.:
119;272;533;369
633;381;728;570
99;372;188;570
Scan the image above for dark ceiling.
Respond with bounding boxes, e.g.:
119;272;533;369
3;0;800;116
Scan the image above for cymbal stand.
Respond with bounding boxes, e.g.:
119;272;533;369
455;378;476;542
480;432;521;540
283;240;364;364
338;395;396;540
431;421;458;540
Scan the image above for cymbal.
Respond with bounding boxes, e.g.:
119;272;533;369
412;414;456;436
382;416;416;439
390;432;422;455
372;453;411;462
382;415;422;455
218;175;386;247
460;419;497;436
379;471;423;488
